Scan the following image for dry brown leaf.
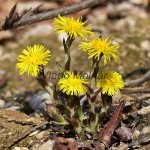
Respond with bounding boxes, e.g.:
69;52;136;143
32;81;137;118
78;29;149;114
53;137;78;150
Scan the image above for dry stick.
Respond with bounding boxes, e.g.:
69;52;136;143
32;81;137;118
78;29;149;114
98;101;125;150
0;121;49;150
121;88;150;94
0;0;107;30
121;85;150;94
125;70;150;86
122;94;150;103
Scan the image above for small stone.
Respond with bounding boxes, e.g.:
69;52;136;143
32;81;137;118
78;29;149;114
141;40;150;51
128;44;138;50
0;52;17;62
116;1;132;11
129;0;149;6
126;17;136;30
115;127;133;142
13;147;20;150
0;70;6;75
57;32;67;42
0;31;13;41
112;93;122;103
134;62;139;67
87;7;107;24
23;24;53;40
117;142;128;149
141;126;150;134
0;100;5;109
93;8;107;22
121;51;127;57
133;130;140;139
13;147;29;150
86;133;92;139
129;0;143;4
117;65;124;74
29;130;40;137
114;19;126;30
28;92;54;114
22;148;29;150
0;46;4;57
38;139;54;150
147;52;150;58
138;106;150;115
5;41;18;49
36;131;47;139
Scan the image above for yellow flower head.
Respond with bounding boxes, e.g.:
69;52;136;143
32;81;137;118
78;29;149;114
53;15;94;41
96;71;124;96
16;45;51;77
58;72;88;96
80;37;120;64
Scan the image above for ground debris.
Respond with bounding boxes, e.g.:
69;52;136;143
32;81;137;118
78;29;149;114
53;137;78;150
0;109;42;125
97;101;125;150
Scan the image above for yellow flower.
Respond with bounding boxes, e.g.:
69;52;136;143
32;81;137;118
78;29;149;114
80;37;120;64
16;45;51;77
96;71;124;96
53;15;94;41
58;72;88;96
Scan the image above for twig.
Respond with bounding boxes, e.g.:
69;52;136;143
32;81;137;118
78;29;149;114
121;87;150;94
123;68;148;79
0;0;107;30
1;3;22;30
97;101;125;150
122;94;150;103
125;70;150;86
0;121;49;150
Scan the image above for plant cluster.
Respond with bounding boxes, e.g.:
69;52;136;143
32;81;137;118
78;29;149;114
16;15;124;135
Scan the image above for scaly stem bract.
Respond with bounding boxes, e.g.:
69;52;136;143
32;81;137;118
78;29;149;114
101;93;112;111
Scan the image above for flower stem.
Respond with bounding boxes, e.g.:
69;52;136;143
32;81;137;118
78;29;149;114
36;76;54;99
87;94;95;113
65;51;71;71
91;58;100;89
63;37;74;71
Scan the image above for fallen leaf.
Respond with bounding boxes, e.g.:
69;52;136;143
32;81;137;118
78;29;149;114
53;137;78;150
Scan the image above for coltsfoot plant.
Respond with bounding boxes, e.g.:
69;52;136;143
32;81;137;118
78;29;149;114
16;15;124;135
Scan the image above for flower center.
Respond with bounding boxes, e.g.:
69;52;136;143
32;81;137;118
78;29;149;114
28;55;39;66
106;78;115;85
69;78;81;85
68;20;82;32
